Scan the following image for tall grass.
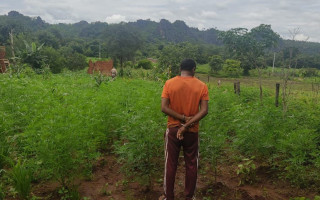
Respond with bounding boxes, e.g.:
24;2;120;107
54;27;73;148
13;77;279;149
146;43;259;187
10;161;32;200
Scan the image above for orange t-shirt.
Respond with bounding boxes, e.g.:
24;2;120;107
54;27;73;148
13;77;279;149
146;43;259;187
161;76;209;132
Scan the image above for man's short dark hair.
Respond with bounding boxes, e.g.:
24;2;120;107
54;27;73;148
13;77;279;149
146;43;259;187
180;59;196;71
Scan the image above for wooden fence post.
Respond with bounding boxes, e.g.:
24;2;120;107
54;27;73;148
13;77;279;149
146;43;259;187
234;81;240;95
237;82;240;95
275;83;280;107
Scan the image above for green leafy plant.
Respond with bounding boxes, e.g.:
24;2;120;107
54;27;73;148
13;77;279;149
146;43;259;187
10;161;32;200
290;197;311;200
93;71;110;87
58;186;80;200
20;41;47;70
0;182;5;200
0;144;9;169
100;183;111;196
236;157;256;185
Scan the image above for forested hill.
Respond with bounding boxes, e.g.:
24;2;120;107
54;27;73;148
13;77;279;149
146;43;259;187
0;11;221;45
127;19;221;44
0;11;320;54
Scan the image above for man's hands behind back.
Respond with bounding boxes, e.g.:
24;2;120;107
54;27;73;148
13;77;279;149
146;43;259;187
177;116;193;140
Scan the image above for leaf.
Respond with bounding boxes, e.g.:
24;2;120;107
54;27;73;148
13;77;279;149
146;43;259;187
31;42;37;53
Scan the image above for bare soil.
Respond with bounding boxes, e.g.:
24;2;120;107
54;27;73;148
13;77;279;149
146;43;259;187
29;154;319;200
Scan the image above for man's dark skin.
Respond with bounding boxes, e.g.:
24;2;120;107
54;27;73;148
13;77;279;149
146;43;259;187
161;67;208;140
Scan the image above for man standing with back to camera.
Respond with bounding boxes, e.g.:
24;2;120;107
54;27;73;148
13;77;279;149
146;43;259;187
160;59;209;200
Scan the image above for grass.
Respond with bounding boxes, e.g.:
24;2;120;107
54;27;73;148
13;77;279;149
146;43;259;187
195;64;320;92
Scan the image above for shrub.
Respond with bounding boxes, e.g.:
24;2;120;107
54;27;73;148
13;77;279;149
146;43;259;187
222;59;242;77
137;59;153;69
59;47;87;71
123;67;132;77
20;41;47;70
300;68;319;77
209;55;223;74
64;52;87;71
42;46;65;73
124;61;134;68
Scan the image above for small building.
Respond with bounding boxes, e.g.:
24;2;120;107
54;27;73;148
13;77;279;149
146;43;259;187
0;46;9;73
87;60;114;76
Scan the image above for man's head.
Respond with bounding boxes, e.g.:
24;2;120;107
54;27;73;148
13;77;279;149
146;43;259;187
180;59;196;73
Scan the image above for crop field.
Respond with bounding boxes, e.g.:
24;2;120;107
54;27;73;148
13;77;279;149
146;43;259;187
1;70;320;199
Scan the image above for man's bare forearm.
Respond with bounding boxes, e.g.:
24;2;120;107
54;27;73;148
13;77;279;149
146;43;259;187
183;100;208;127
161;105;185;121
161;98;185;121
161;98;208;126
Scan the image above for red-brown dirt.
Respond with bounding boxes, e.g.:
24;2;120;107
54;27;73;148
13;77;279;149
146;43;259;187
29;153;319;200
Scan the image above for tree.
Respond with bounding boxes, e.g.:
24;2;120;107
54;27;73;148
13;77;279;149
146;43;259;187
209;55;223;74
219;24;280;100
20;41;47;70
158;42;199;77
222;59;242;77
158;44;181;78
280;28;308;113
42;47;65;73
107;26;142;71
59;46;87;71
219;24;280;75
37;31;60;49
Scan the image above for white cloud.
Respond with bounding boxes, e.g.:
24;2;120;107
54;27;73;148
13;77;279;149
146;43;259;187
105;14;127;24
201;11;217;18
295;34;310;41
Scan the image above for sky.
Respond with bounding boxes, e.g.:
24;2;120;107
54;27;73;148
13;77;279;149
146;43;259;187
1;0;320;42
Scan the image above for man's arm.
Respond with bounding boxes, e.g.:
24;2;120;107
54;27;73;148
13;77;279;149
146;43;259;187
177;100;208;140
161;98;186;122
184;100;208;127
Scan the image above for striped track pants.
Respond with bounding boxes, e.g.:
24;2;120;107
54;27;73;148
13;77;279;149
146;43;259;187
163;127;199;200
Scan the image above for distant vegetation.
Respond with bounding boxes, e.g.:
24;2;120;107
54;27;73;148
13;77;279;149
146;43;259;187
0;11;319;75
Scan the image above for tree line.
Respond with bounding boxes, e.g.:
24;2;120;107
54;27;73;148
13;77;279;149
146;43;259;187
0;11;319;75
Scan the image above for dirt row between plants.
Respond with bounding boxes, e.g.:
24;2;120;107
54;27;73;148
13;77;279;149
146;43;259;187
30;154;319;200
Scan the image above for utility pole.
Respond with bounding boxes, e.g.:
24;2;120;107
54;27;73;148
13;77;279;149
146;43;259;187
272;52;275;73
9;29;16;65
99;43;101;59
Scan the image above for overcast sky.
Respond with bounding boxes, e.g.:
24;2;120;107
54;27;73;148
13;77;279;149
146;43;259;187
1;0;320;42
